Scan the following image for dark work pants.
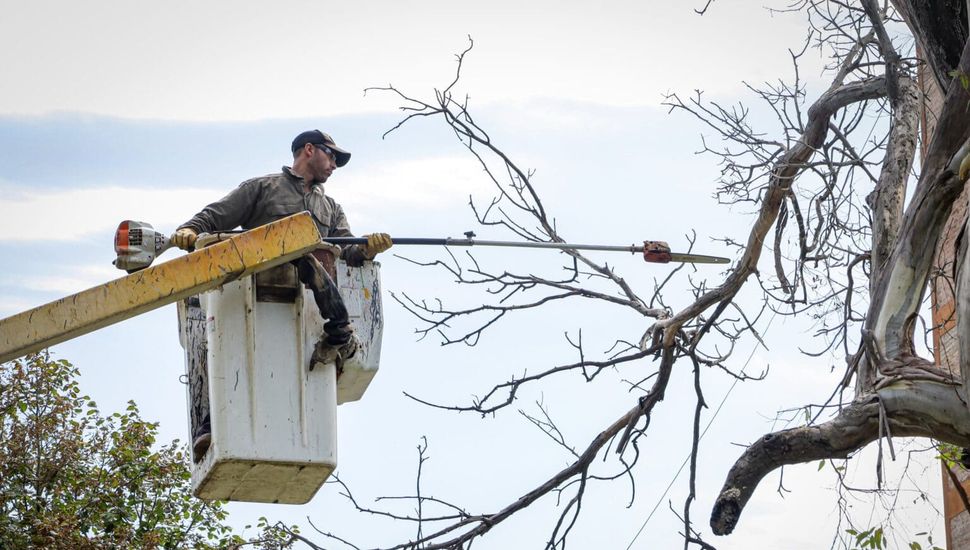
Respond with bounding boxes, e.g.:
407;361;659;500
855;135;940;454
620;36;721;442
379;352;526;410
295;254;353;346
183;297;210;442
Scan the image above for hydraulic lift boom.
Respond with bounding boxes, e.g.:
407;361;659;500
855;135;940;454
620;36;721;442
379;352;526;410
0;213;322;363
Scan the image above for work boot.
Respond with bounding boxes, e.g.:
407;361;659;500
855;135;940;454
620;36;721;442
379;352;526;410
311;333;362;372
192;432;211;463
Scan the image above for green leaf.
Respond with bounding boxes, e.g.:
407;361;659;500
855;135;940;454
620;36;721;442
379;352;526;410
0;353;252;548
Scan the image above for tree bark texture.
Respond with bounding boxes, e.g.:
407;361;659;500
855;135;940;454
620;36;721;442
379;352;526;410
867;76;920;281
711;380;970;535
892;1;968;91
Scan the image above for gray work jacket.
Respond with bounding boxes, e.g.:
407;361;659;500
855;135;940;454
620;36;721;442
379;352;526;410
178;166;368;265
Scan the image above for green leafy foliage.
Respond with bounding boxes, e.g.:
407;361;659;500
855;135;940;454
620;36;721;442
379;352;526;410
937;442;963;470
907;531;944;550
0;353;250;549
950;69;970;91
846;527;944;550
846;527;887;549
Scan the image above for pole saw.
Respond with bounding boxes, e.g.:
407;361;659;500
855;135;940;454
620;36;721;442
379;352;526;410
112;221;730;273
323;232;729;265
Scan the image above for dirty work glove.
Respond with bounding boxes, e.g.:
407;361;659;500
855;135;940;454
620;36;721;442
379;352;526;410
172;228;198;250
363;233;392;259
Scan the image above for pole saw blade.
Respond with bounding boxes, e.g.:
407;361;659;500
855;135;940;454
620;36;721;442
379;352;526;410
669;252;731;264
641;240;730;265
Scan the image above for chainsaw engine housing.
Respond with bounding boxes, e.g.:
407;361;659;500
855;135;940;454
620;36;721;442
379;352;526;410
113;220;171;273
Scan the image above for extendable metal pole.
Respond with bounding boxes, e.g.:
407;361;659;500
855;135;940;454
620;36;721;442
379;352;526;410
326;237;641;252
321;237;731;264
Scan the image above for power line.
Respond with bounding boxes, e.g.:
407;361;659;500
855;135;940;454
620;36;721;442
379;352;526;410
624;310;778;550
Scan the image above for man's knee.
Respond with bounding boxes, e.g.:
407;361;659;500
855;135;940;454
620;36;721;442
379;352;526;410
295;256;326;289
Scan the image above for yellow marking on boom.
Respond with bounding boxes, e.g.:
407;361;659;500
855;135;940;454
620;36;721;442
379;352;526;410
0;213;321;363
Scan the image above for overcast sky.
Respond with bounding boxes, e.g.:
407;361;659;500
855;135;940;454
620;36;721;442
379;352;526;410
0;1;946;548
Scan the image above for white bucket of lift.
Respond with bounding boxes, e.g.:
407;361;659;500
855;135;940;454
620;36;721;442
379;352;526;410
177;254;382;504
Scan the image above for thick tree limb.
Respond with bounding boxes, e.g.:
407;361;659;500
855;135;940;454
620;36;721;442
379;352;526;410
865;76;919;281
864;36;970;373
711;379;970;535
861;0;902;101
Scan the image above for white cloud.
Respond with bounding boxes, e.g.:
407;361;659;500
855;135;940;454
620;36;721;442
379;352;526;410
0;156;489;242
0;186;223;241
0;0;823;121
12;264;121;294
332;156;492;213
0;297;38;317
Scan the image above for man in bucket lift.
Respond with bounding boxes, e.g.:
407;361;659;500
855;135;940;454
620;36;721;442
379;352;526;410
171;130;392;461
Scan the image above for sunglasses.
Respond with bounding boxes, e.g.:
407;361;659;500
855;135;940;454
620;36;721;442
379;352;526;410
313;144;337;163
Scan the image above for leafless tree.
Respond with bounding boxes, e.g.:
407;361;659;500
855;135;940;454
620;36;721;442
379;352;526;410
288;1;970;548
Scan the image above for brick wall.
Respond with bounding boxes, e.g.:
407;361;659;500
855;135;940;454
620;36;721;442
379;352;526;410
934;191;970;549
921;58;970;550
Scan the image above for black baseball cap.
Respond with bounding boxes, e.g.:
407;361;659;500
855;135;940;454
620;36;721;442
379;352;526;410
291;130;351;167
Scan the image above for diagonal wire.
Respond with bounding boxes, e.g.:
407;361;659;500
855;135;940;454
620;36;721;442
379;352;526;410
625;309;778;550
